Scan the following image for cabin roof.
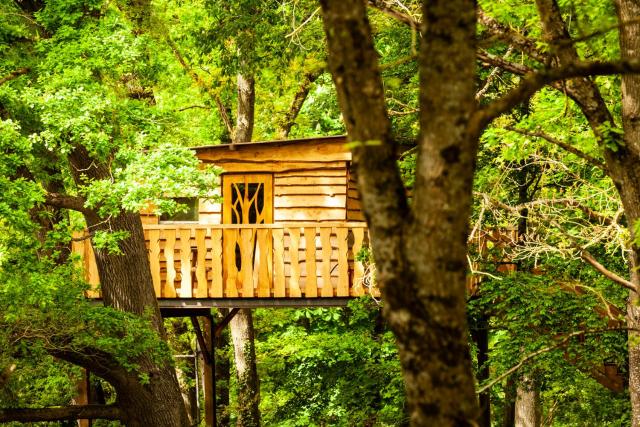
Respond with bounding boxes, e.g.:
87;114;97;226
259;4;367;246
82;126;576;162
193;135;351;164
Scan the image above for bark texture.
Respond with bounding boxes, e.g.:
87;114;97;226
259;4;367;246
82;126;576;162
235;71;255;144
67;147;189;427
514;375;541;427
320;0;479;425
278;69;323;138
230;309;260;427
615;1;640;424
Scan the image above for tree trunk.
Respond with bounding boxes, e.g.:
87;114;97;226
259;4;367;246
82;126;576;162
228;39;262;426
515;375;541;427
471;315;491;427
502;376;517;427
67;147;189;427
230;309;260;427
235;71;255;144
319;1;479;425
216;311;232;426
614;1;640;425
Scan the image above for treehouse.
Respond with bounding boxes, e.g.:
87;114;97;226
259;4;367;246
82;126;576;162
73;135;375;309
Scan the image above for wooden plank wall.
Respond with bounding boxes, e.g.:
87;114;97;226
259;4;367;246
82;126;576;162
346;169;365;222
273;167;349;223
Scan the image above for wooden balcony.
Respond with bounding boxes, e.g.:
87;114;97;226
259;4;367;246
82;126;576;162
73;223;375;303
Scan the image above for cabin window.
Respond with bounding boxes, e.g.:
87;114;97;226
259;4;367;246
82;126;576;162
159;197;199;222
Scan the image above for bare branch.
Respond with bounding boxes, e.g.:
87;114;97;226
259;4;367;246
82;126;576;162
580;250;636;291
0;68;29;86
505;126;608;172
549;219;636;292
475;58;640;131
175;105;210;112
0;405;122;423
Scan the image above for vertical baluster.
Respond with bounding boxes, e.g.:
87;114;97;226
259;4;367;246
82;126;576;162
148;229;162;297
336;227;349;297
272;228;286;297
352;227;365;296
223;229;238;297
195;228;208;298
304;227;317;297
178;229;193;298
257;229;271;297
164;229;177;298
288;228;301;297
320;228;333;297
240;228;254;297
211;229;223;297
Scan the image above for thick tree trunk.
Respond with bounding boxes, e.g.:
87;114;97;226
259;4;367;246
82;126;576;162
320;1;479;425
67;147;189;427
614;1;640;425
230;309;260;427
229;41;262;426
515;375;541;427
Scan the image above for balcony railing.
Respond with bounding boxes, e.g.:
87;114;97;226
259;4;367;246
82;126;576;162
73;223;375;299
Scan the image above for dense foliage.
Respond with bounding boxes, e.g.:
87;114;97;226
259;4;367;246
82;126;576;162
2;0;640;425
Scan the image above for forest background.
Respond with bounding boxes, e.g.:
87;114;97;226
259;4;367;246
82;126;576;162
0;0;639;426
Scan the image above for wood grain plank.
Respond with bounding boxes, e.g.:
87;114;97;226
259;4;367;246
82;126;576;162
288;228;301;297
195;228;208;298
272;229;286;297
179;229;192;298
352;228;365;296
240;228;254;298
304;227;318;297
257;229;271;297
223;229;238;298
163;230;177;298
336;228;349;296
210;229;223;298
320;228;334;297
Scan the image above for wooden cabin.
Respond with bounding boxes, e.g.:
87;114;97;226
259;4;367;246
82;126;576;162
73;136;375;307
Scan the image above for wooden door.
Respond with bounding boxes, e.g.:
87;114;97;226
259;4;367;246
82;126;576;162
222;174;273;297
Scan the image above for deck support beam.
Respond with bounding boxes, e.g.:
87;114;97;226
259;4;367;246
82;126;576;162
215;308;240;337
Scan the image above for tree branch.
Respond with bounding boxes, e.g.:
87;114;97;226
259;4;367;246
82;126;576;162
0;68;30;86
580;249;636;291
367;0;419;29
278;68;323;137
477;327;633;394
505;126;608;172
0;405;122;422
475;58;640;131
166;37;234;137
44;193;92;215
477;8;547;62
